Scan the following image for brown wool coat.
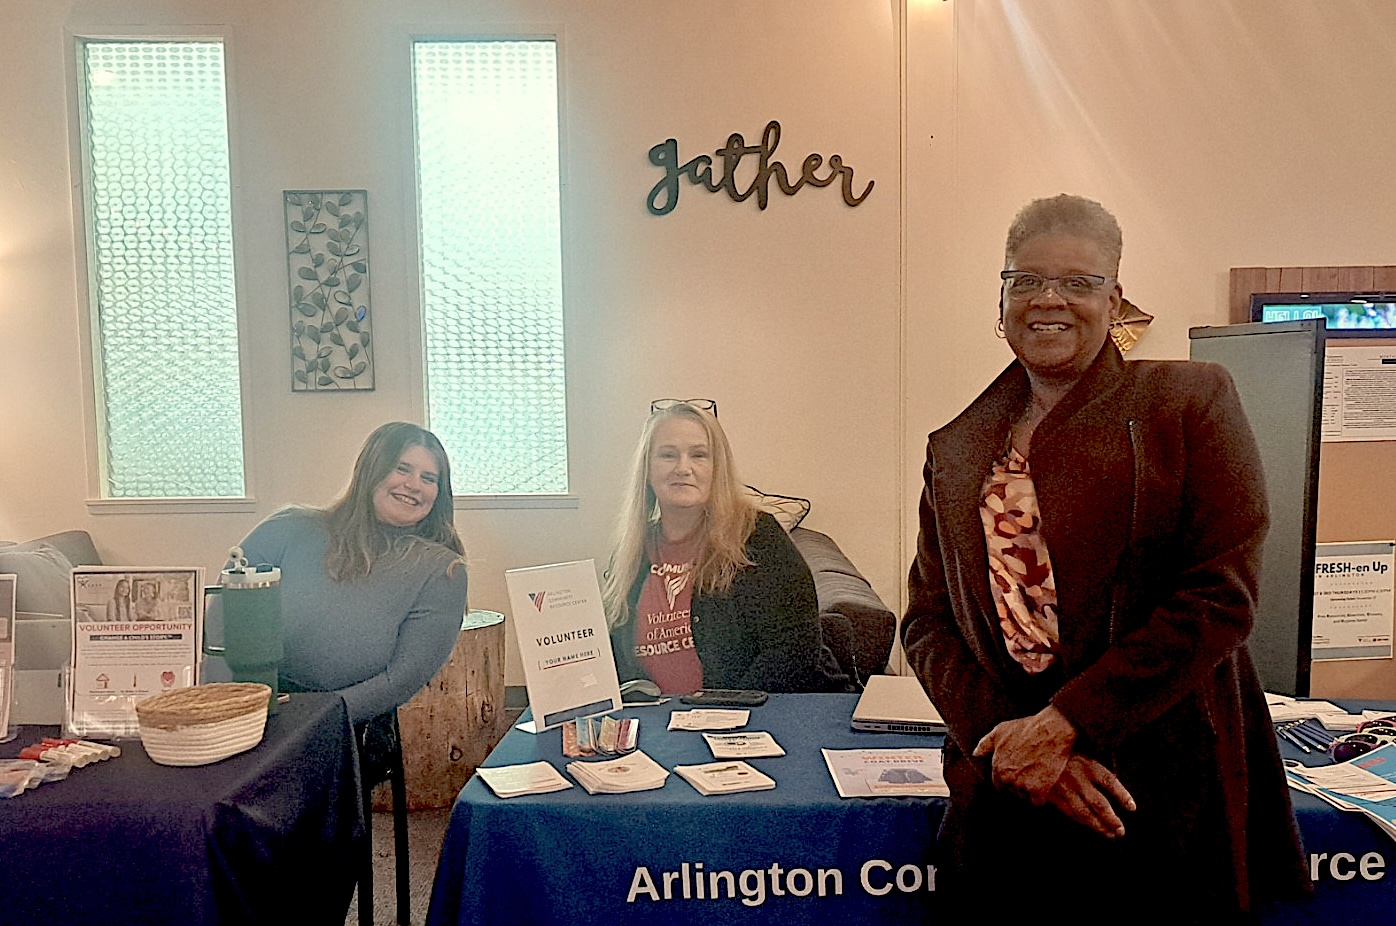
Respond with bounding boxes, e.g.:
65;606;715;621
903;342;1310;912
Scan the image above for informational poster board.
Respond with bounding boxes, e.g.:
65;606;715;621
1312;541;1395;661
68;566;202;738
1190;320;1324;696
504;560;621;731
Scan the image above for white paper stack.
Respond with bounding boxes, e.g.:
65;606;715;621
476;761;574;799
1266;693;1363;730
675;760;776;795
566;750;670;794
667;709;749;731
702;731;786;759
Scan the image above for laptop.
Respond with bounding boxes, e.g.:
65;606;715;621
851;674;946;734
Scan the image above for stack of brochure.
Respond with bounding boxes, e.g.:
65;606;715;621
1286;743;1396;840
675;760;776;795
702;731;786;759
1266;693;1367;731
567;750;670;794
476;761;574;799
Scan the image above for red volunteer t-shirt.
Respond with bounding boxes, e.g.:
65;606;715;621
633;536;704;694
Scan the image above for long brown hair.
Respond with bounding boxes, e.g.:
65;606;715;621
601;403;756;628
321;422;465;581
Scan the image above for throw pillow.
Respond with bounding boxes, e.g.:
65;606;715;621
744;485;811;532
0;542;75;615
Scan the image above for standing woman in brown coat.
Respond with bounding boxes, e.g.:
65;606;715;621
902;194;1309;921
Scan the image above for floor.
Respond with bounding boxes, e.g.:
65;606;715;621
344;704;522;925
344;807;452;926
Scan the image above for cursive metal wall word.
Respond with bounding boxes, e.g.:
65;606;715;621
647;120;873;216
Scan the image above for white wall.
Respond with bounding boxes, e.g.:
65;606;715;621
904;0;1396;561
4;1;1395;686
0;0;902;684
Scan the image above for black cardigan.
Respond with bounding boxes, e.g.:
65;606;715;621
611;512;825;692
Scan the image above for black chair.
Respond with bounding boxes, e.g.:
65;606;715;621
357;709;411;926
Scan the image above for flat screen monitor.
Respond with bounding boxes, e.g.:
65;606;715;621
1251;291;1396;337
1189;320;1325;697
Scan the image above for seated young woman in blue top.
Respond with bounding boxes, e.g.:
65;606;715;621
601;401;825;694
223;422;468;725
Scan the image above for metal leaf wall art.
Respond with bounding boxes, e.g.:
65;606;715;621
285;190;375;391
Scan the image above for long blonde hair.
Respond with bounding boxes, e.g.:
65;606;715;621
321;422;465;582
602;403;757;628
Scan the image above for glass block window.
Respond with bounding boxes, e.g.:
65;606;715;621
78;40;245;498
413;40;568;494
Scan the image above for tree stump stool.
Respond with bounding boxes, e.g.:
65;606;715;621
375;609;507;810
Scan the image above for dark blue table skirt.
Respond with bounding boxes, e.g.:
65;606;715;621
428;693;945;925
428;693;1396;926
1259;700;1396;924
0;692;363;926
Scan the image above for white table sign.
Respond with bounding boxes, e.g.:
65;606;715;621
1312;541;1394;661
0;575;15;736
68;566;203;738
505;559;621;730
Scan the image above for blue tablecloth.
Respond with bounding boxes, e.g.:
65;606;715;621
1259;701;1396;924
427;693;945;925
428;693;1396;925
0;692;363;926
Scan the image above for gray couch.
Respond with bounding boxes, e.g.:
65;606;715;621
0;530;103;615
789;526;896;689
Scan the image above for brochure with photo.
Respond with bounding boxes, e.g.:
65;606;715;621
68;567;203;739
821;747;949;798
566;750;670;794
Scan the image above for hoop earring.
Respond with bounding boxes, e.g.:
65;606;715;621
995;317;1006;339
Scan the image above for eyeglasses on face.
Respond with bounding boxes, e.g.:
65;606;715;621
650;398;718;417
1000;271;1114;302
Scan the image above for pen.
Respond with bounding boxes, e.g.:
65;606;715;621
1290;723;1334;748
1286;721;1333;748
1276;726;1310;753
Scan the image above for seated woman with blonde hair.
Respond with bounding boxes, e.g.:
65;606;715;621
602;401;830;693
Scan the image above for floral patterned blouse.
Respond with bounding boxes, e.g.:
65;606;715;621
979;444;1060;674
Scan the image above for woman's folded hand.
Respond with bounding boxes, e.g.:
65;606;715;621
1047;755;1136;839
972;704;1077;804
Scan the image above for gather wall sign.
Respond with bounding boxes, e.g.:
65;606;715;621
646;120;874;216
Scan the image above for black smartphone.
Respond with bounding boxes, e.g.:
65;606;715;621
679;688;769;707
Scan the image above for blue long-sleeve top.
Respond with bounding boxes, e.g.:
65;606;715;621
208;507;468;724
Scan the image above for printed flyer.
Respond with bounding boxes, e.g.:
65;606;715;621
68;566;202;738
821;748;949;798
1312;541;1394;661
505;559;621;730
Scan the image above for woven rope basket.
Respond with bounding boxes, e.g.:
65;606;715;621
135;683;271;731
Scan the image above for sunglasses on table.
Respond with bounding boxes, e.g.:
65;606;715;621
1329;716;1396;762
